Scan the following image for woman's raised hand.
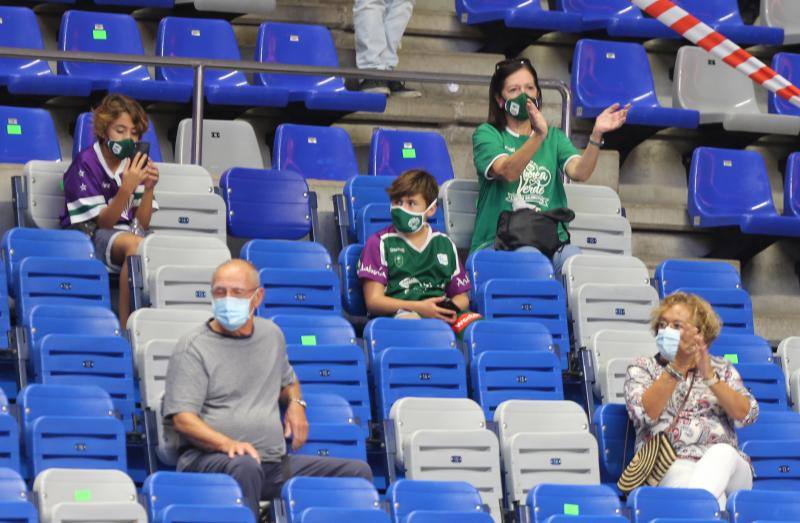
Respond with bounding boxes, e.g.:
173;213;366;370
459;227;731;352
594;103;631;135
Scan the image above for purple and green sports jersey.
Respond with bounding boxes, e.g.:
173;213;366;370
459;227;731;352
59;143;157;228
358;225;471;301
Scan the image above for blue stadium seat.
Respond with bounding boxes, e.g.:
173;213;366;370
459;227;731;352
343;175;395;242
476;279;570;363
736;363;788;410
0;390;20;474
257;267;341;316
358;203;446;244
375;347;467;420
784;152;800;218
571;40;699;129
72;112;162;161
37;334;136;432
287;344;371;434
738;410;800;444
677;0;783;46
557;0;675;38
0;106;60;163
627;486;720;522
241;239;331;271
0;468;36;523
710;334;772;364
296;393;366;461
688;147;800;237
653;259;741;298
728;489;800;522
770;53;800;117
299;508;390;523
466;249;553;303
463;320;554;362
20;383;126;475
58;10;191;102
737;411;800;490
220;168;313;240
387;479;487;523
338;244;366;317
281;477;380;523
593;403;634;485
273;314;356;346
370;129;456;184
273;124;360;182
674;287;754;334
0;6;91;97
143;471;254;523
527;483;622;523
156;17;288;107
363;318;456;364
455;0;586;33
254;22;385;113
543;518;626;523
472;350;563;419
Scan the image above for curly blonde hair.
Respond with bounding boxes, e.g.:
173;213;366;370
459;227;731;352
650;291;722;344
92;93;148;142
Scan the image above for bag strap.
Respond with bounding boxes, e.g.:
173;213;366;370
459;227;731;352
665;374;695;436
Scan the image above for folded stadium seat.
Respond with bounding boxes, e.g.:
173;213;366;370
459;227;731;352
174;118;266;178
254;22;386;113
241;239;331;271
778;337;800;410
143;472;253;523
272;314;356;346
674;287;754;334
127;307;210;465
588;330;656;405
58;10;191;103
440;179;479;250
689;147;800;237
761;0;800;45
737;410;800;490
337;244;366;317
464;320;555;363
494;400;600;508
387;479;490;523
466;249;554;304
769;53;800;117
562;254;650;310
0;6;91;97
279;476;381;523
736;362;789;410
709;333;773;365
156;17;288;108
37;335;136;431
389;397;503;522
653;259;742;298
573;283;661;350
20;384;126;476
273;124;359;182
728;489;800;522
676;0;783;46
455;0;587;33
626;486;721;522
0;389;20;473
527;484;623;523
557;0;676;38
0;106;60;164
0;468;36;523
295;393;366;461
16;161;65;229
33;468;146;523
785;152;800;218
370;129;456;185
363;317;456;365
72;112;163;162
571;40;699;129
673;46;800;135
220;168;315;240
148;191;227;243
173;0;276;15
592;403;634;487
568;213;632;256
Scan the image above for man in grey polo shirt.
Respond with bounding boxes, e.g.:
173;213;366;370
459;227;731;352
163;259;372;517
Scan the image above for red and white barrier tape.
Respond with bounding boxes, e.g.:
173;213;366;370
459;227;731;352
630;0;800;108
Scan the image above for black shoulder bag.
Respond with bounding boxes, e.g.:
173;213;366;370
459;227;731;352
494;207;575;258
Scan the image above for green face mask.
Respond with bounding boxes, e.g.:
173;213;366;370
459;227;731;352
391;202;434;234
504;92;530;121
106;138;136;160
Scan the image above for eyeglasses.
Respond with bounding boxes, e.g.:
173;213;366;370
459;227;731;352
495;57;532;71
657;319;694;331
211;286;258;299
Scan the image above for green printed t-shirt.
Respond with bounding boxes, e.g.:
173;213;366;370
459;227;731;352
470;123;580;253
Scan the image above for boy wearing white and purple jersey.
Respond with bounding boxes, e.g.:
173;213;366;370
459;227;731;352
358;169;471;323
59;94;159;327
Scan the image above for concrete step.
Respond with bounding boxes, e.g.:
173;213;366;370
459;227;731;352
752;295;800;344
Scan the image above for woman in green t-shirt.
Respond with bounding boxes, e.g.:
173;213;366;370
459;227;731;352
471;57;629;274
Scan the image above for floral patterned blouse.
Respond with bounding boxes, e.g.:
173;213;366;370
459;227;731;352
624;355;759;463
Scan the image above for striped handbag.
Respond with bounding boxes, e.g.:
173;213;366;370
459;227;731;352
617;375;695;495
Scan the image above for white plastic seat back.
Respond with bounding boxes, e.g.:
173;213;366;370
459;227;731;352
175;119;264;178
494;400;589;441
574;283;659;348
150;265;216;309
149;192;226;243
440;179;479;250
603;357;636;404
154;163;214;194
778;337;800;397
564;184;622;215
140;340;184;467
562;254;649;308
174;0;276;14
569;213;632;256
24;160;65;229
127;307;210;373
590;329;656;399
761;0;800;44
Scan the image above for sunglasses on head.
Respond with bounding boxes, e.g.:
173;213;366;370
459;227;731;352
495;57;532;71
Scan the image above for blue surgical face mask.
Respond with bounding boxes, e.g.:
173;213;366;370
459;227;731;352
212;295;254;332
656;327;681;361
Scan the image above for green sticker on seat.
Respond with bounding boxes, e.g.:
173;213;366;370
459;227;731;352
724;353;739;364
74;489;92;502
93;29;107;40
301;335;317;346
563;503;579;515
6;124;21;135
402;148;416;159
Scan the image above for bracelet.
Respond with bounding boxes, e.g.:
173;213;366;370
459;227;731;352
703;372;721;388
664;364;683;381
588;136;604;148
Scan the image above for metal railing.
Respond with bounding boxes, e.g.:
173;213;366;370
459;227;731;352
0;46;573;161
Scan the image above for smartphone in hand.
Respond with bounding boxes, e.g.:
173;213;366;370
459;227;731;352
134;141;150;158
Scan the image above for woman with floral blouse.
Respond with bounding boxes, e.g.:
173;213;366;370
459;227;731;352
624;291;759;509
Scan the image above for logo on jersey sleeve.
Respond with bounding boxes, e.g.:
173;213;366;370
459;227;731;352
437;253;449;265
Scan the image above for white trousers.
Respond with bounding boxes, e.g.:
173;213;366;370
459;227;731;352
659;443;753;510
353;0;416;70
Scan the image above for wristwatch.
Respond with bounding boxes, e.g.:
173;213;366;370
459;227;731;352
703;372;721;388
588;136;604;148
290;398;307;409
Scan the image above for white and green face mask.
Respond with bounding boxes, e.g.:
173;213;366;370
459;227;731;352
390;201;435;234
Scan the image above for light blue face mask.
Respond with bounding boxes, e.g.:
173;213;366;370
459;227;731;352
656;327;681;361
212;295;254;331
